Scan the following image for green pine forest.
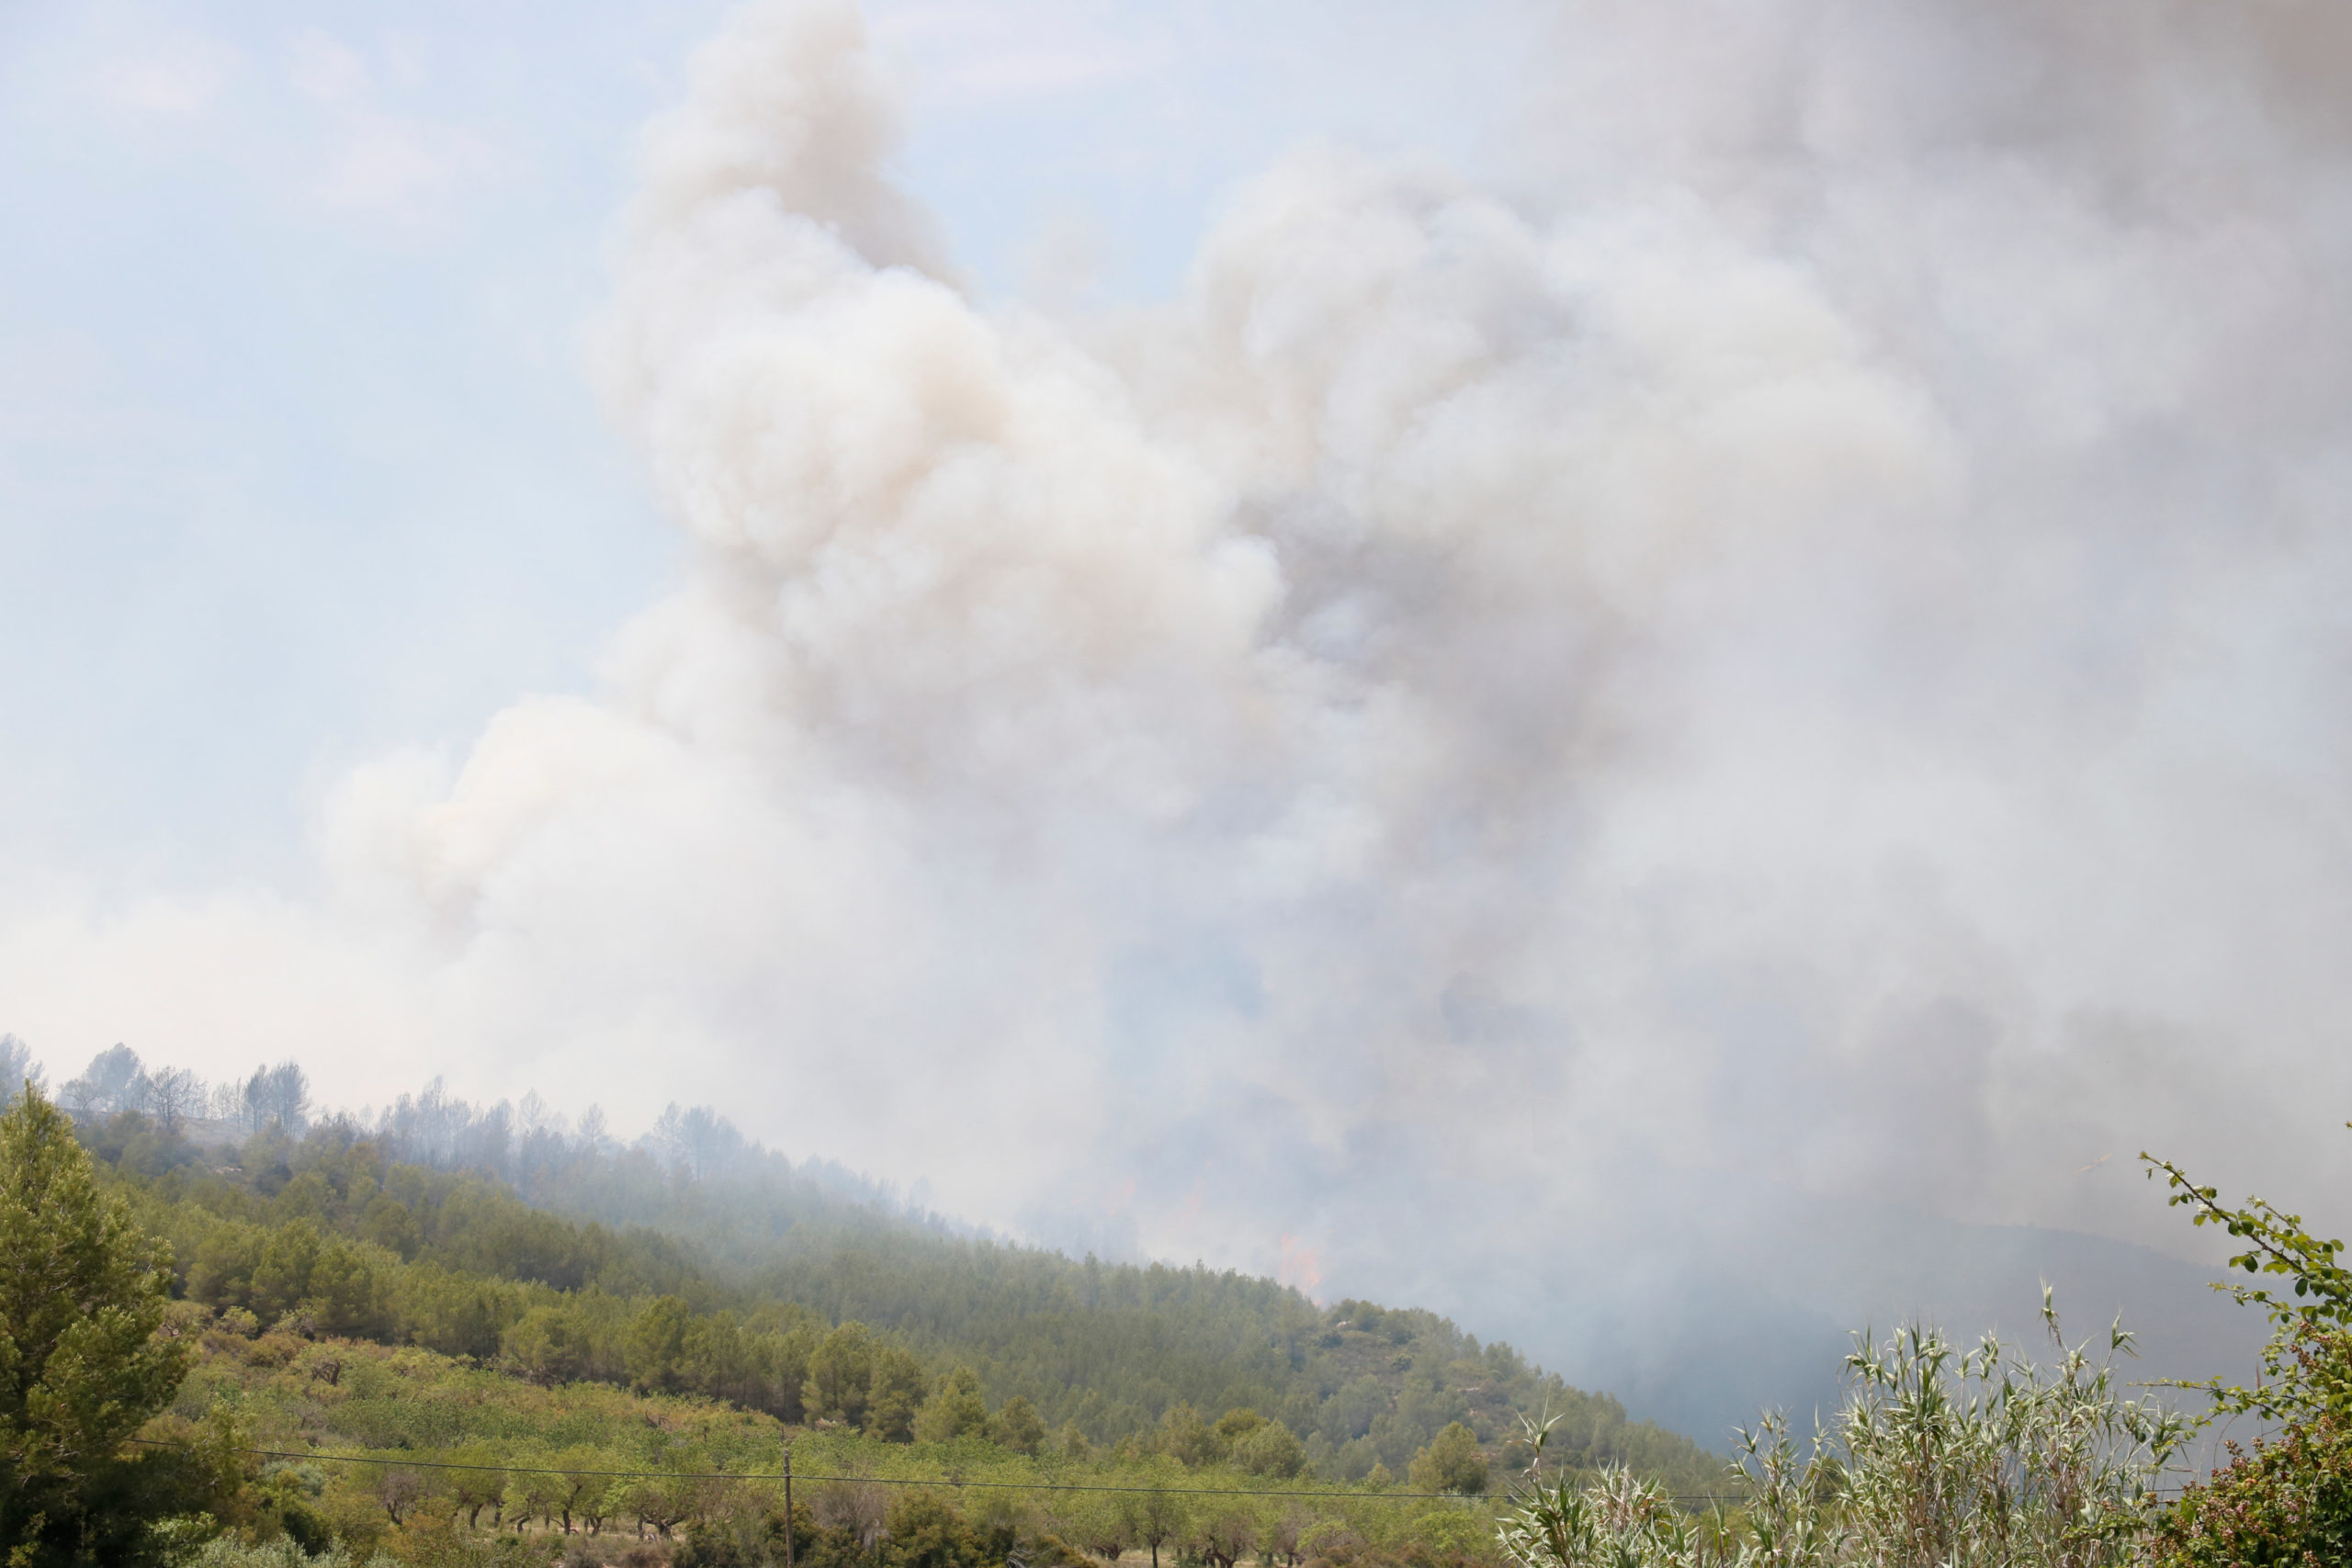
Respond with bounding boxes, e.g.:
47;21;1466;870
8;1051;1719;1565
13;1052;2348;1567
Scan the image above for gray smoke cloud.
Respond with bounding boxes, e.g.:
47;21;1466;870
7;0;2352;1438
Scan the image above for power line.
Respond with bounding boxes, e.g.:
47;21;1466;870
121;1440;2203;1510
125;1440;1494;1502
152;1439;2192;1509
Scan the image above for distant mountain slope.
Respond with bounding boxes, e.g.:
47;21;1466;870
1324;1165;2269;1454
57;1064;1725;1498
347;1080;1715;1483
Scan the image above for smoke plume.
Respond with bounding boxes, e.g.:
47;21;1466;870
8;0;2352;1437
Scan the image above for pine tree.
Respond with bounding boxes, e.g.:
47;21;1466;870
0;1085;194;1563
915;1364;991;1442
1408;1421;1488;1495
991;1393;1046;1455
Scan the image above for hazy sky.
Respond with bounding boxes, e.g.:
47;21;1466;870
7;0;2352;1442
0;0;1532;882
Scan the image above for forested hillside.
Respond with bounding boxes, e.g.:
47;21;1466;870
36;1043;1717;1498
9;1064;2297;1568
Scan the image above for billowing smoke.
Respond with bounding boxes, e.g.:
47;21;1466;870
8;0;2352;1438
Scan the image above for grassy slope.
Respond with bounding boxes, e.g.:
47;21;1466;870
173;1322;1520;1562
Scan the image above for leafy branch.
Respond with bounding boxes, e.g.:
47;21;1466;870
2141;1141;2352;1424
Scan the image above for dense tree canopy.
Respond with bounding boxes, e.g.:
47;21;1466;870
0;1049;1725;1565
1408;1424;1488;1496
0;1087;197;1564
48;1094;1714;1494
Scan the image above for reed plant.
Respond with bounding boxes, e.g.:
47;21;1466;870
1497;1293;2188;1568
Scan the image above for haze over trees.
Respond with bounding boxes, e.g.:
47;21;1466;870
5;1033;2349;1566
0;1040;1706;1491
0;1062;1710;1564
0;1038;1726;1566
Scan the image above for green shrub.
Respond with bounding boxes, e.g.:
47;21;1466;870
189;1538;396;1568
1496;1298;2186;1568
2138;1142;2352;1563
2141;1331;2352;1566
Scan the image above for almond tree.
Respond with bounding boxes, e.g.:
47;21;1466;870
144;1068;205;1135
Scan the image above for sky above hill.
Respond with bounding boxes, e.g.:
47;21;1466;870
6;0;2351;1441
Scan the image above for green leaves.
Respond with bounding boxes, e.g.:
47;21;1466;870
1496;1457;1695;1568
2143;1383;2352;1565
1408;1424;1489;1497
0;1085;196;1563
2138;1136;2352;1564
2141;1146;2352;1427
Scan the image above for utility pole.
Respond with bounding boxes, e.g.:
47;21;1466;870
784;1448;795;1568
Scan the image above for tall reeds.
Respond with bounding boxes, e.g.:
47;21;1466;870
1498;1293;2189;1568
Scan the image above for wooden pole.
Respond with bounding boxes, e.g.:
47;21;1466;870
784;1449;795;1568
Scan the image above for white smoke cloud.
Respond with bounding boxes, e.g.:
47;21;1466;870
8;0;2352;1432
